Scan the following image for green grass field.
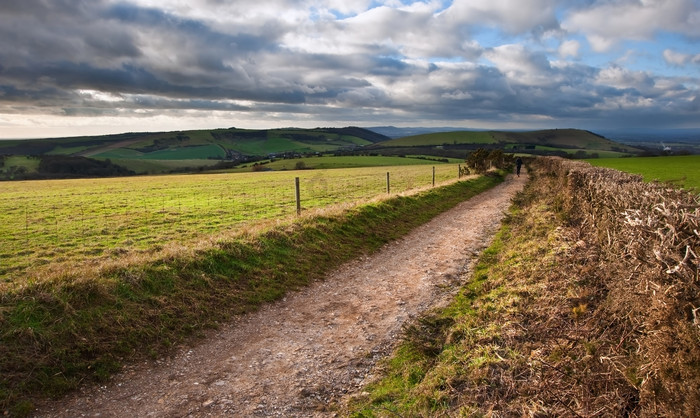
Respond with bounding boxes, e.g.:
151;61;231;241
589;155;700;191
249;155;450;171
0;156;40;173
380;131;496;147
0;164;465;284
0;172;503;416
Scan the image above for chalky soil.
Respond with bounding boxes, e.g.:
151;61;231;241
35;173;526;417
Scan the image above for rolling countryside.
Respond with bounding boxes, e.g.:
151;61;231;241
1;127;643;180
1;126;697;416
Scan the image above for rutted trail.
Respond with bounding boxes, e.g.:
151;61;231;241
34;173;526;417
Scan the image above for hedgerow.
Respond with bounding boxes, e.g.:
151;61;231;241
540;157;700;415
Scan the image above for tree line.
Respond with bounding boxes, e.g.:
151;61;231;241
0;155;134;181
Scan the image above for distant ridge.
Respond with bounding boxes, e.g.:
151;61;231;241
0;126;389;159
371;128;638;150
368;126;468;138
0;126;651;180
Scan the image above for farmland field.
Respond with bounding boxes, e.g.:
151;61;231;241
240;155;456;171
589;155;700;191
97;144;226;160
379;131;496;147
0;164;464;283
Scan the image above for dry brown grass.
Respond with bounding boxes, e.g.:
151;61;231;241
536;157;700;416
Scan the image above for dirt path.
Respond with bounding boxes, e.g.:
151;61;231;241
34;173;527;417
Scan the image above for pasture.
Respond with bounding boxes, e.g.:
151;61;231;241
239;155;459;171
589;154;700;191
379;131;496;147
0;163;464;284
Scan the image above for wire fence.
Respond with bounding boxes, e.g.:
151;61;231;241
0;164;465;280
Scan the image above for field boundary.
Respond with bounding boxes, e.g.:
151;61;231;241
544;157;700;414
0;164;464;284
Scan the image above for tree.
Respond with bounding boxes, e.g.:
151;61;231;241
466;148;490;173
487;149;505;169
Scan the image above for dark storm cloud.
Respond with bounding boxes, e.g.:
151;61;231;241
0;0;698;136
103;2;277;54
0;0;300;107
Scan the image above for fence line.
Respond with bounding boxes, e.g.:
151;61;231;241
0;165;464;279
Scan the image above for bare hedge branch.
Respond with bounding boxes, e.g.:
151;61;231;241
537;157;700;416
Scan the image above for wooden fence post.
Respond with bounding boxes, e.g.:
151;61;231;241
386;172;390;194
432;166;435;187
295;177;301;215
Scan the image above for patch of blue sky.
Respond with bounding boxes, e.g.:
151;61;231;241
321;8;354;20
655;31;700;56
318;0;448;20
618;38;698;78
427;56;467;64
470;25;527;49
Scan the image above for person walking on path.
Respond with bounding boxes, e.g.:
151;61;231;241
515;157;523;177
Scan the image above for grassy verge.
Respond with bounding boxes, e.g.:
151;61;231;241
346;173;559;416
0;173;505;416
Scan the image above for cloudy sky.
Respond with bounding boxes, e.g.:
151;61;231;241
1;0;699;139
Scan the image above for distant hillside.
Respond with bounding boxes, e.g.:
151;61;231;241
0;127;387;157
0;127;390;176
368;126;466;138
0;126;646;180
491;129;639;152
367;128;642;159
599;128;700;155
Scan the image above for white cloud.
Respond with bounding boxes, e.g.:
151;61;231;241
484;44;557;87
338;4;470;59
663;49;700;66
310;0;376;17
442;0;559;35
132;0;310;25
77;89;125;103
594;94;655;111
596;66;654;91
559;39;580;58
563;0;700;52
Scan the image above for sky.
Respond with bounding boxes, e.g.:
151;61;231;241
0;0;699;139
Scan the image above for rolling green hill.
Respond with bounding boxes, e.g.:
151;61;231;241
378;130;497;147
370;129;641;158
491;129;639;152
0;127;386;158
0;127;643;180
0;127;389;177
